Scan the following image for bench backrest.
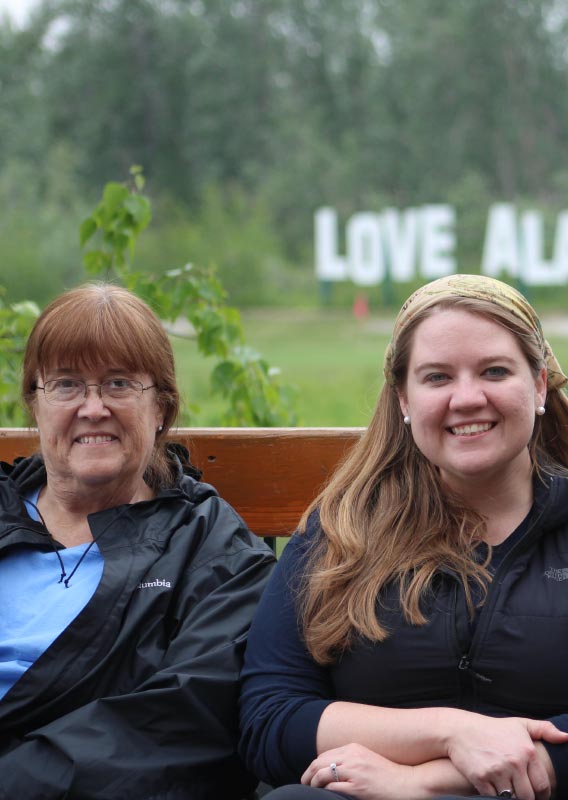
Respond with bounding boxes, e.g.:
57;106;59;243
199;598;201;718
0;428;364;538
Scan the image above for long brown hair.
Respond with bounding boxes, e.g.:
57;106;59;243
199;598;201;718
299;296;568;665
22;282;181;490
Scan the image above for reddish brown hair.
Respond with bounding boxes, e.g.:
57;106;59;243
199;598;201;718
23;282;180;488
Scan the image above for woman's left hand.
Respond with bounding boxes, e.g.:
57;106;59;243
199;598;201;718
301;743;422;800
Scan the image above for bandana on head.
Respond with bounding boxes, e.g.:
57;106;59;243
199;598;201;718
383;274;568;390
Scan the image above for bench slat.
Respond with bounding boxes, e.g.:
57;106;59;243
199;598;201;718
0;428;363;537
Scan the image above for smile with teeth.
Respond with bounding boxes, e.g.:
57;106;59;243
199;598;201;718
76;435;117;444
449;422;494;436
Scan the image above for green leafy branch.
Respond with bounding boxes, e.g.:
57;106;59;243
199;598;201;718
0;291;40;425
80;166;151;277
80;169;298;426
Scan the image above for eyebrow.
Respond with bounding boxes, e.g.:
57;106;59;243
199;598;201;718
45;368;134;377
413;355;519;373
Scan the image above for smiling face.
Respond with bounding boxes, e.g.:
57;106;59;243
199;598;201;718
33;367;164;506
397;308;547;496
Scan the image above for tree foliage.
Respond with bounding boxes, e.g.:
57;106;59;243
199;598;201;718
0;168;298;427
5;1;568;202
2;0;568;303
0;293;40;424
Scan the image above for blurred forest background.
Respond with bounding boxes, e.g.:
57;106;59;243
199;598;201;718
3;0;568;426
3;0;568;311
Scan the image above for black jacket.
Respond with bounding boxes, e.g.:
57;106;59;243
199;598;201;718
240;472;568;790
0;453;275;800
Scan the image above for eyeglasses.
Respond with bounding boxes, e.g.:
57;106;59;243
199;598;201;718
36;378;157;406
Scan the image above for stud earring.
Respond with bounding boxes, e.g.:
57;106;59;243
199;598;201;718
536;406;546;416
157;425;164;432
403;415;411;425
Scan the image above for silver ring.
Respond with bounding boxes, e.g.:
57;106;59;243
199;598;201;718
330;762;339;782
498;791;513;799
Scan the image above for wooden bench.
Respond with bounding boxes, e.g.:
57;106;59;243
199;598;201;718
1;427;364;798
0;427;364;543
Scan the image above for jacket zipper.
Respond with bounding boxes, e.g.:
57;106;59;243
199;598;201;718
455;477;553;683
458;654;492;683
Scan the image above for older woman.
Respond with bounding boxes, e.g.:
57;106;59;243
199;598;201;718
0;282;274;799
240;274;568;800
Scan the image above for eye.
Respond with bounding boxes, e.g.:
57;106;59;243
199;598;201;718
53;378;83;393
106;378;132;390
484;366;509;378
425;373;449;384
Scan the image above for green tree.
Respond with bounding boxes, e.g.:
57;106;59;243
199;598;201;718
3;0;568;305
84;168;299;426
374;0;568;200
0;145;88;303
0;168;298;427
0;293;40;424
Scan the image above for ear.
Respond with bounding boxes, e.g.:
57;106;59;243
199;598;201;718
28;393;39;425
152;399;165;431
535;366;547;410
397;389;409;419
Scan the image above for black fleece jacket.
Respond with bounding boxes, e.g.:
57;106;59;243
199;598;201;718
240;472;568;792
0;453;274;800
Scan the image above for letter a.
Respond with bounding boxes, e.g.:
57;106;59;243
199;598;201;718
482;204;519;278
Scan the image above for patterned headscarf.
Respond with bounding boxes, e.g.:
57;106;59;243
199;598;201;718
383;274;568;390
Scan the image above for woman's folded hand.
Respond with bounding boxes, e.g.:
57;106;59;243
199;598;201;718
445;715;567;800
302;743;428;800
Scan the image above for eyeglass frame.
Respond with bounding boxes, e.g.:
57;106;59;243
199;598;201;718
35;378;157;406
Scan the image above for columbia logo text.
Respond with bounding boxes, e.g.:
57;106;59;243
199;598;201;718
138;579;172;589
544;567;568;581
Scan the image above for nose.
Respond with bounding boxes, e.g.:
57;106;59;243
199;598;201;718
76;385;111;418
448;376;487;411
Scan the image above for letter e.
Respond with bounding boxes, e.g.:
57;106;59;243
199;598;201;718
420;205;456;278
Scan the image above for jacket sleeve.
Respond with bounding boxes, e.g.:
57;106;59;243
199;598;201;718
238;525;335;786
542;714;568;798
0;514;275;800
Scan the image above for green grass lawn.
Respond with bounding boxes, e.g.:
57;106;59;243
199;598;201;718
171;310;568;428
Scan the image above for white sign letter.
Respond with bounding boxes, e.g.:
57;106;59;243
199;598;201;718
381;208;419;281
315;207;347;281
420;205;456;278
347;213;384;286
521;211;565;285
482;204;519;278
552;212;568;283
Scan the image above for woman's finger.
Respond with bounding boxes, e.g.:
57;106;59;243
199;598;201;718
308;764;340;788
510;774;535;800
302;756;343;787
527;753;552;800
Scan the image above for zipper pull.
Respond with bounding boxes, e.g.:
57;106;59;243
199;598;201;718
458;655;470;671
458;654;492;683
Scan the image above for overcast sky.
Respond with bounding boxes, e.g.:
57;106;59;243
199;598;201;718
0;0;39;25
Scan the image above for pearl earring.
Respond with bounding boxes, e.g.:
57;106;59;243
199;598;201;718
157;425;164;432
403;415;411;425
536;406;546;416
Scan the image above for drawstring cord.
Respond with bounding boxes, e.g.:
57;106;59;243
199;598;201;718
62;513;125;588
61;512;125;587
22;497;125;588
25;497;68;584
62;541;94;588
